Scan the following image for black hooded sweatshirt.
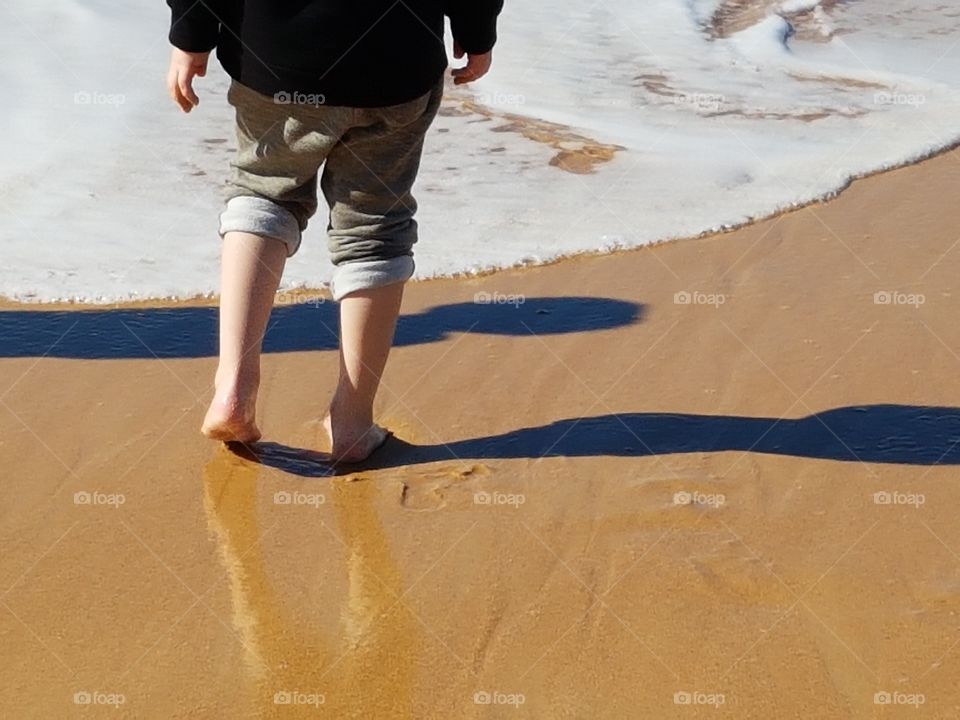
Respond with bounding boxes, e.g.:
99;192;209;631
167;0;504;107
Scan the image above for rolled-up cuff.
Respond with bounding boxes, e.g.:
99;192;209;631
219;195;302;257
330;256;415;301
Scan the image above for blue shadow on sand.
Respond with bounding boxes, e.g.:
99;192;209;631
0;297;641;359
237;404;960;475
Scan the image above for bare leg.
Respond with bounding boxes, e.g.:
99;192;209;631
323;281;404;462
202;231;287;443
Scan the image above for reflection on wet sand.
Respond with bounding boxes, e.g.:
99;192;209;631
203;448;414;718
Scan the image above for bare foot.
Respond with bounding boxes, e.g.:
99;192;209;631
202;391;261;443
322;411;391;464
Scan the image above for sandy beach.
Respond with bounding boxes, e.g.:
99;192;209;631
2;148;960;717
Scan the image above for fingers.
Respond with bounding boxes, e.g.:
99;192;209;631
167;66;199;113
453;41;464;60
167;49;208;113
167;71;189;113
451;51;493;85
179;70;200;109
168;71;194;113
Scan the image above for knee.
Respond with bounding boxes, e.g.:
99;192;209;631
329;256;415;301
326;214;418;300
219;195;305;257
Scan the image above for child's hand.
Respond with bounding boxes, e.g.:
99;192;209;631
167;48;210;113
451;42;493;85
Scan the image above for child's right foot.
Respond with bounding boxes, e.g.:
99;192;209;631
322;411;392;464
202;390;261;443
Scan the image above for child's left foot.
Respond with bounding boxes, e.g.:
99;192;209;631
202;391;261;443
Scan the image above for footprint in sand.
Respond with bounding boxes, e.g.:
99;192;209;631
398;464;492;511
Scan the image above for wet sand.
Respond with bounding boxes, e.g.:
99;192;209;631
3;149;960;718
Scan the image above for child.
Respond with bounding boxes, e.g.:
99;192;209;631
165;0;503;462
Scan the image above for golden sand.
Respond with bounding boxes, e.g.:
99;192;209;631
440;98;625;175
2;150;960;717
710;0;842;41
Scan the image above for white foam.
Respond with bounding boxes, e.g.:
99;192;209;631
2;0;959;302
779;0;821;14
